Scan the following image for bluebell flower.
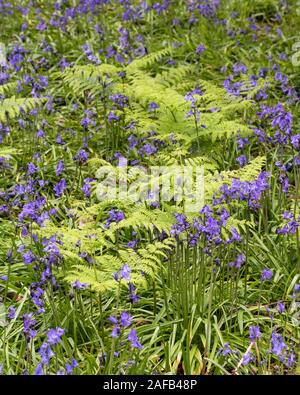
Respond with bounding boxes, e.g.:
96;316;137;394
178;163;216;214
22;250;36;265
55;160;64;176
39;342;54;365
108;316;118;325
107;111;120;122
72;279;88;290
233;62;247;75
119;264;131;281
105;209;125;228
277;301;285;313
148;102;159;112
226;227;242;244
286;353;296;367
35;363;45;375
271;332;287;356
229;253;245;269
128;283;140;304
141;144;157;156
196;44;206;56
236;155;247;167
81;178;94;198
242;352;253;366
217;342;237;357
66;358;78;375
128;134;138;150
128;328;142;349
249;326;261;342
47;327;65;345
27;162;39;175
237;136;250;149
109;93;129;108
54;178;66;197
120;311;132;327
261;269;273;281
74;149;89;164
59;57;69;71
23;313;37;339
8;306;16;319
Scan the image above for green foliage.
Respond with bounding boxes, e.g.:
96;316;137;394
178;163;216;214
0;97;46;122
0;0;300;377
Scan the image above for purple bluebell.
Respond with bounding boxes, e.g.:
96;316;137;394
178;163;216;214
110;93;129;108
35;364;45;375
55;160;64;176
74;149;89;164
8;306;16;319
23;313;37;339
277;301;285;314
107;111;120;122
286;353;296;367
39;342;54;366
271;332;287;356
128;283;140;304
81;178;94;198
105;209;125;228
236;155;247;167
217;343;237;357
196;44;206;56
229;253;245;269
148;102;159;112
242;352;253;366
119;264;131;281
66;358;78;375
22;250;36;265
120;311;132;327
72;280;88;290
128;134;138;150
233;63;247;75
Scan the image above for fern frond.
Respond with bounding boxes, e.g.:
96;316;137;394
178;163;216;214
0;82;17;96
61;63;119;96
125;47;172;74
